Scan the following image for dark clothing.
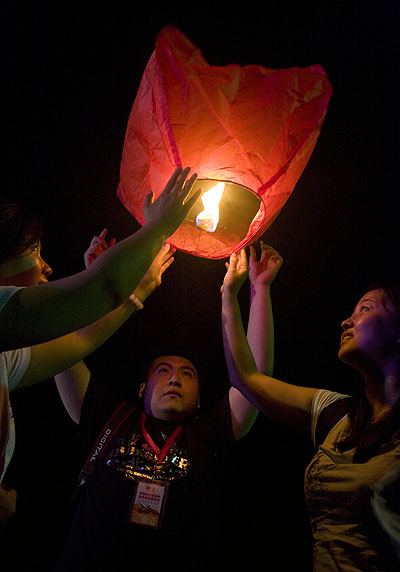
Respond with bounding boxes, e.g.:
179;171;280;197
55;379;234;571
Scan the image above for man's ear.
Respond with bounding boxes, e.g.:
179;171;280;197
138;382;146;399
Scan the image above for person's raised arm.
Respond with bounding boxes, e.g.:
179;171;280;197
221;248;318;433
247;242;282;375
226;243;283;438
50;238;177;423
0;167;199;352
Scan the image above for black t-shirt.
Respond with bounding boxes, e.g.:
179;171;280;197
55;378;234;571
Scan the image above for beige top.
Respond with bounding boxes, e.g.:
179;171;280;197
305;390;400;571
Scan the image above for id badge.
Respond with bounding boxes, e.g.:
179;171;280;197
129;478;169;528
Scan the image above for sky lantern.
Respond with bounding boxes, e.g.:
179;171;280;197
117;26;332;259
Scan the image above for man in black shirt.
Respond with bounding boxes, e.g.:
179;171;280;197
54;242;282;570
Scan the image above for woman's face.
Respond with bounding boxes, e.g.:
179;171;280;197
339;288;400;370
0;242;52;286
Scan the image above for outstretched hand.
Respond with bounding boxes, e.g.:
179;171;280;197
248;241;282;288
134;242;176;302
143;166;200;236
221;248;248;296
84;229;116;269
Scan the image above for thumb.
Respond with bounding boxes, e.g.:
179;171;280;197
249;244;257;262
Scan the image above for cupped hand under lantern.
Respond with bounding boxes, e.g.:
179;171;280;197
221;248;248;297
248;241;282;290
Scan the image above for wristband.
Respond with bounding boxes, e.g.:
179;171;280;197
129;293;144;311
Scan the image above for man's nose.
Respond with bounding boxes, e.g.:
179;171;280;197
168;377;181;386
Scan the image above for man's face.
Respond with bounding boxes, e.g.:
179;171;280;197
139;355;200;422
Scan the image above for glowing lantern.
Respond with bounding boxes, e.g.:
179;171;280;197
117;26;332;259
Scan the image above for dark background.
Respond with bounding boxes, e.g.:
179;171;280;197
1;1;399;569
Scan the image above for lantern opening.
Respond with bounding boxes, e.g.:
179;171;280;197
181;178;261;249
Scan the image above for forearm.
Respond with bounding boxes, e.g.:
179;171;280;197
70;296;140;354
222;290;258;384
247;284;274;375
51;300;140;422
230;284;275;437
222;289;260;438
0;221;168;351
19;298;138;388
222;289;316;430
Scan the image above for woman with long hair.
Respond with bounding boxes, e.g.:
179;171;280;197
221;248;400;571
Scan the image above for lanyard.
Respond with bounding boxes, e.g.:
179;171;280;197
73;401;135;497
140;412;182;464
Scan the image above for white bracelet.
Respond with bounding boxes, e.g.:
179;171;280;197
128;293;144;310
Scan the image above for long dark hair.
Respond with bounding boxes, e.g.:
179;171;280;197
0;198;44;265
338;283;400;462
338;393;400;462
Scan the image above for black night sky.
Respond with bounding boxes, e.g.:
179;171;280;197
1;1;399;569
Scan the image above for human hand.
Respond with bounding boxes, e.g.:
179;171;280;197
248;241;282;288
143;167;200;236
221;249;248;296
134;242;176;302
84;229;117;268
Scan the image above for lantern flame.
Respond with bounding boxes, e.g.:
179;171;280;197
195;182;225;232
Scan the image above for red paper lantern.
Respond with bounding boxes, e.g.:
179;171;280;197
117;26;332;259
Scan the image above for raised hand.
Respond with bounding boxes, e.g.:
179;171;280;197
143;167;200;236
221;248;248;296
248;241;282;288
84;229;116;268
134;243;176;302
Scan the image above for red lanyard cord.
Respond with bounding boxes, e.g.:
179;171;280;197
140;412;182;463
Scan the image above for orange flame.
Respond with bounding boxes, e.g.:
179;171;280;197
195;182;225;232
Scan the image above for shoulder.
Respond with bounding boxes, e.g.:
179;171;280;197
0;286;22;312
311;389;351;449
81;377;123;420
0;346;31;391
312;388;349;413
188;393;234;447
79;376;138;441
